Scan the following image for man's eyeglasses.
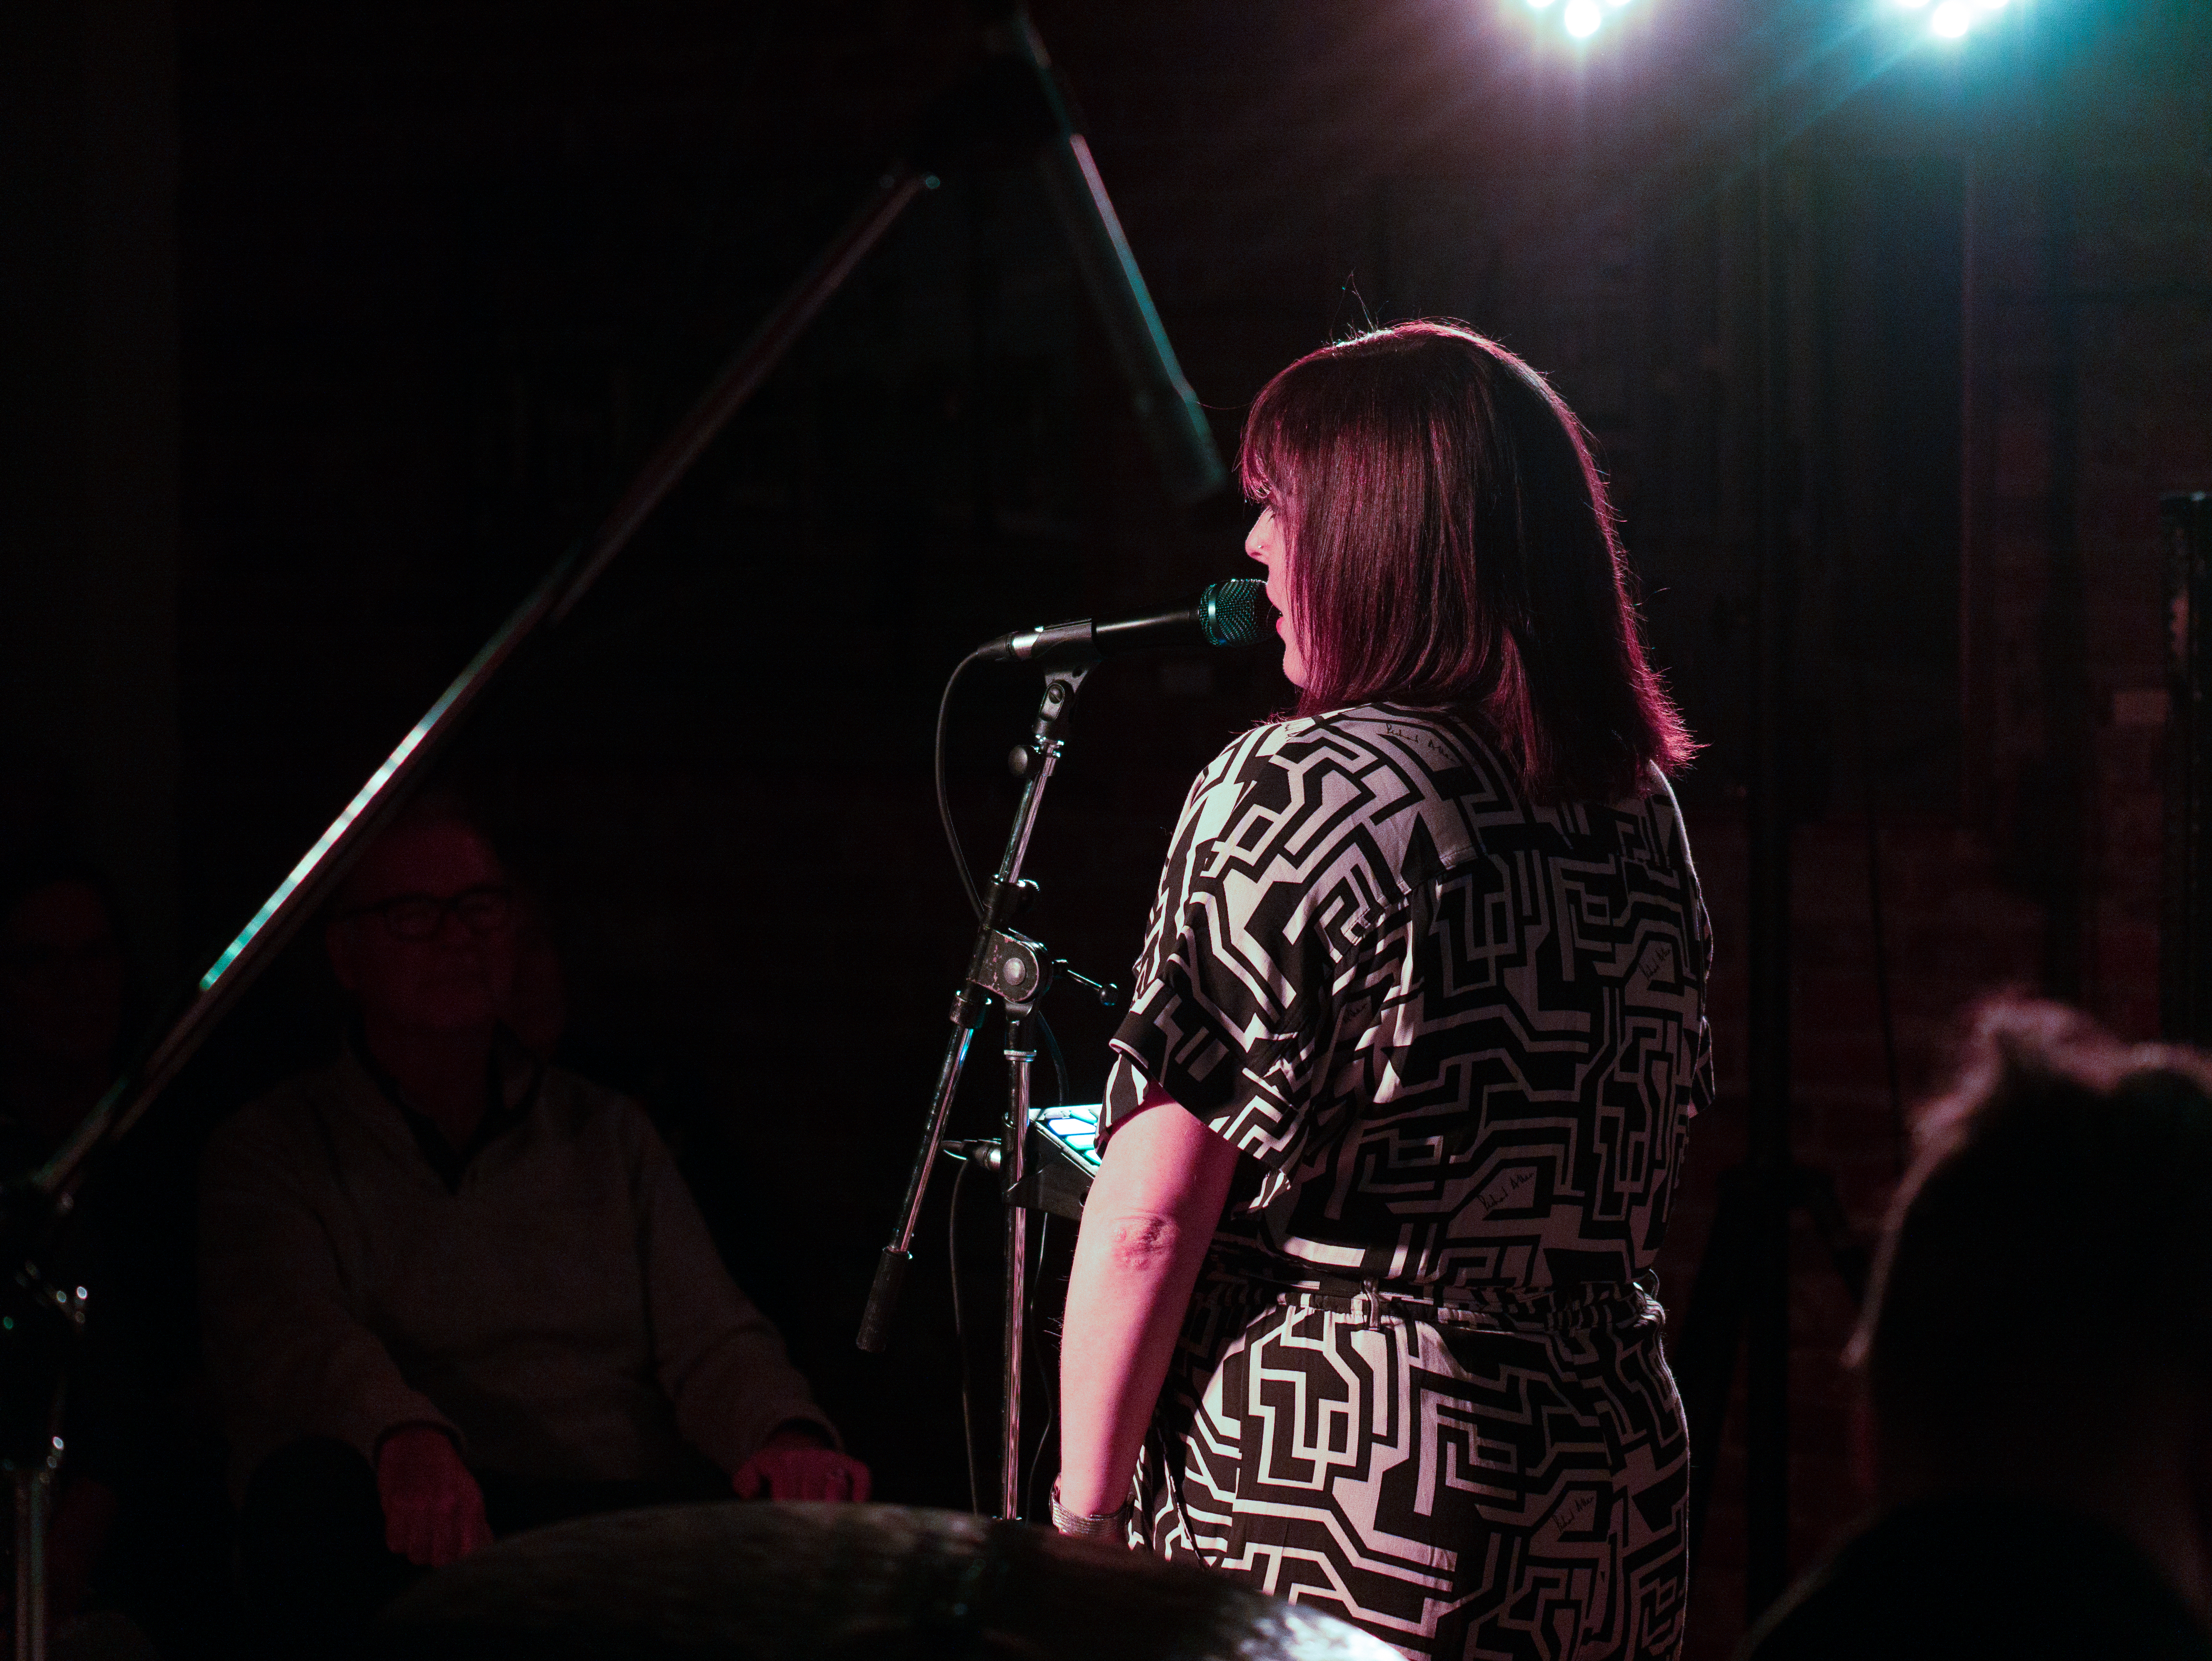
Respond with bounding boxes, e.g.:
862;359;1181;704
340;885;515;942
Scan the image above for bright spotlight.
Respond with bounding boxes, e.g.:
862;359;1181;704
1892;0;2010;39
1513;0;1633;41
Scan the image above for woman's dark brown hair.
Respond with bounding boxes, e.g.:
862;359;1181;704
1238;321;1694;801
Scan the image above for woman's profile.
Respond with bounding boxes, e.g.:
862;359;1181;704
1054;321;1711;1661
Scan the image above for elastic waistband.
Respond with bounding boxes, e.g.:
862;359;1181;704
1199;1269;1663;1334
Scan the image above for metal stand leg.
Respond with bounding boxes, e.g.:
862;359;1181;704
1001;1011;1035;1519
1;1279;76;1661
860;655;1099;1519
15;1464;50;1661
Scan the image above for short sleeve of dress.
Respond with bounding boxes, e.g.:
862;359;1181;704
1102;725;1358;1172
1660;769;1716;1125
1685;887;1715;1122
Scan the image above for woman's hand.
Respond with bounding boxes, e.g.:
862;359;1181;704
733;1424;873;1502
1055;1086;1239;1521
376;1424;494;1567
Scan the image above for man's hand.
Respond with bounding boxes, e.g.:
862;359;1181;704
732;1424;872;1502
376;1425;494;1567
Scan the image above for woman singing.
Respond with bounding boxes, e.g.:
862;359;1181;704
1053;322;1710;1661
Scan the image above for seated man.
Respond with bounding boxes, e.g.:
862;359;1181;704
200;803;866;1635
1741;998;2212;1660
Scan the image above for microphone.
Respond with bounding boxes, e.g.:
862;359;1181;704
977;578;1271;664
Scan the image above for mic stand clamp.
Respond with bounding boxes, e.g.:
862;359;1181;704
857;648;1097;1523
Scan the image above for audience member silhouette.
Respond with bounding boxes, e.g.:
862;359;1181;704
1740;997;2212;1661
198;804;866;1646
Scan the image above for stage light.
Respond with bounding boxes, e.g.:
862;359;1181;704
1513;0;1631;41
1892;0;2011;41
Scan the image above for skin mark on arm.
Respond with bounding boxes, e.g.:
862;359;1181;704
1106;1212;1186;1274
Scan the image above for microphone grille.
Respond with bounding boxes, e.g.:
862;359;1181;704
1199;578;1272;648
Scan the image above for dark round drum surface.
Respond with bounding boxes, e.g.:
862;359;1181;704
375;1501;1403;1661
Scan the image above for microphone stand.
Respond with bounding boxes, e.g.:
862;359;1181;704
857;647;1099;1522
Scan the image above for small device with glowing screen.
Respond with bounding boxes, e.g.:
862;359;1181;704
1014;1102;1104;1221
1035;1102;1103;1174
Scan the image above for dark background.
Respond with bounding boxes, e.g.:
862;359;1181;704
3;0;2208;1653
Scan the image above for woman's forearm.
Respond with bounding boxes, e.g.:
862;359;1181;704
1056;1090;1238;1517
1056;1197;1212;1513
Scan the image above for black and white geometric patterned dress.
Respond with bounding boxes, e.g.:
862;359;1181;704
1102;702;1711;1661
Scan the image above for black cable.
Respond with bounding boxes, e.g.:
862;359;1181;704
936;648;991;919
942;650;1079;1108
938;651;1084;1518
947;1155;983;1514
1036;1013;1070;1107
